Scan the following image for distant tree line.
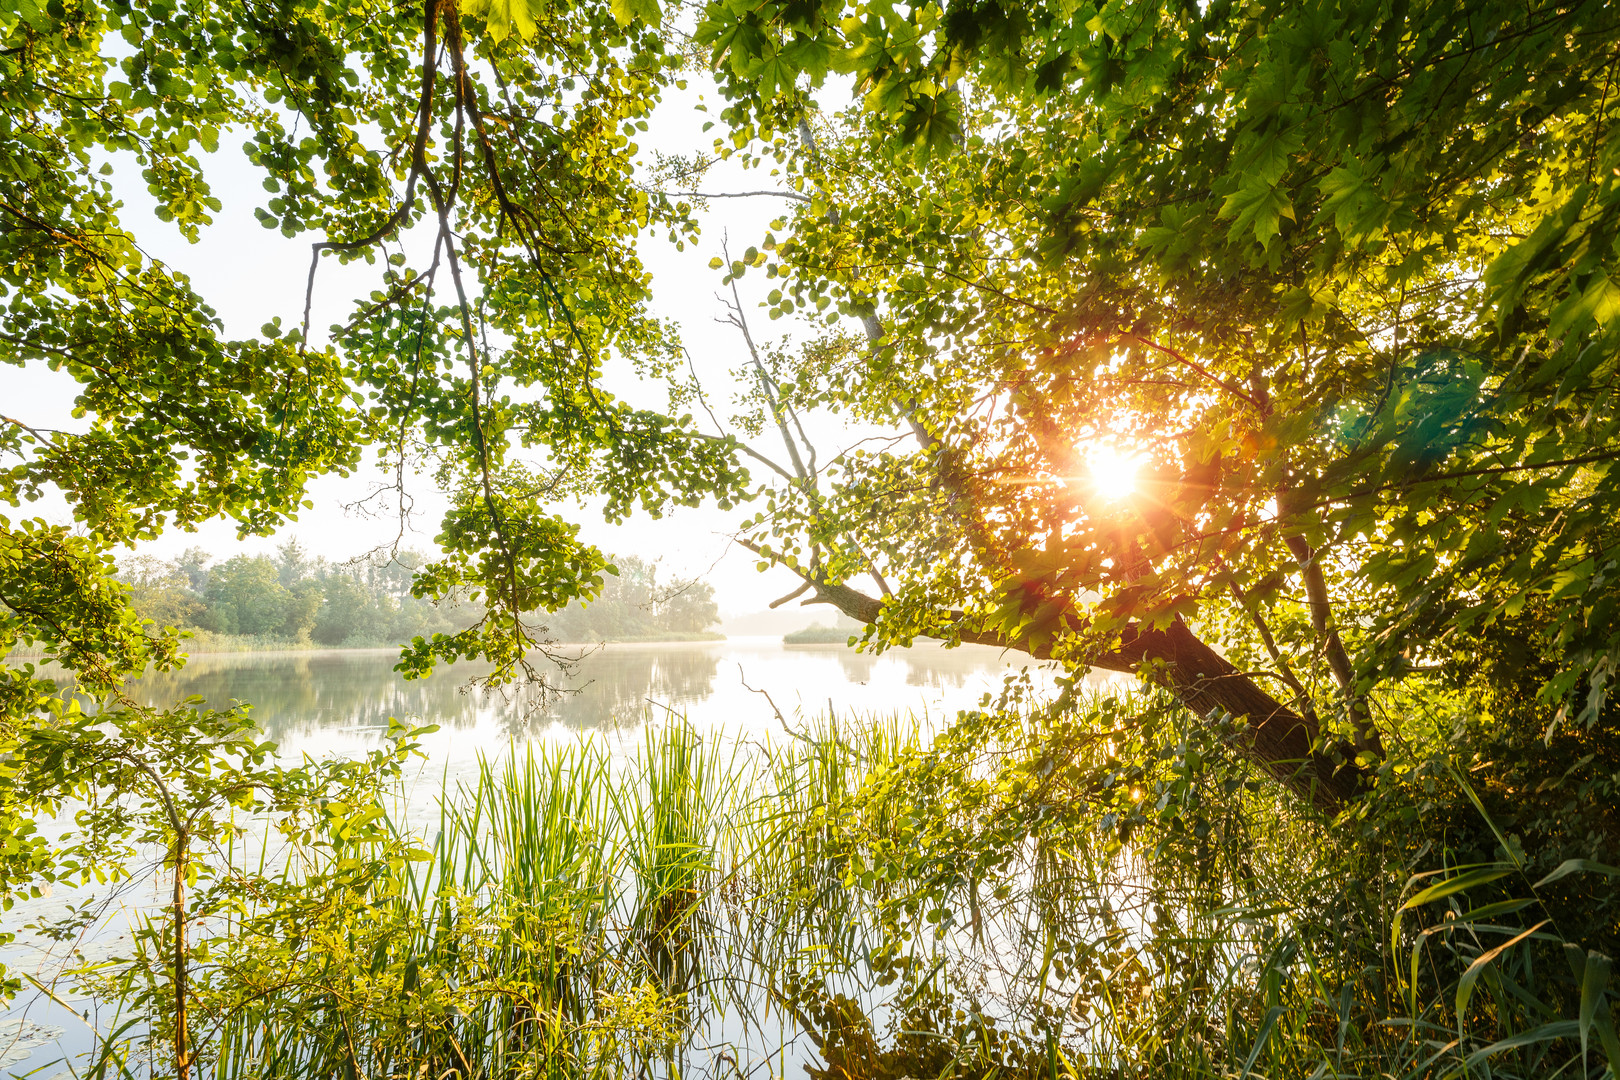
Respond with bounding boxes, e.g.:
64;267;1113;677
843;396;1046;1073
117;546;718;647
118;543;470;647
542;555;720;642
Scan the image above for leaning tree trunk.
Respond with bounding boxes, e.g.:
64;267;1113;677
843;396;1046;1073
803;579;1363;812
775;119;1363;811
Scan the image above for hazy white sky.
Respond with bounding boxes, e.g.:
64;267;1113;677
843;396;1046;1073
10;76;865;616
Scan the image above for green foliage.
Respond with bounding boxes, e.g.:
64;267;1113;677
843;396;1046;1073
119;556;206;631
29;698;1605;1079
96;726;721;1077
0;0;744;760
7;0;1620;1072
113;547;474;648
774;690;1620;1077
0;685;429;1063
685;0;1620;790
783;622;854;645
202;555;293;637
3;686;1614;1079
0;0;753;1016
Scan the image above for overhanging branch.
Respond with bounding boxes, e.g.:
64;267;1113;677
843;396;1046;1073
752;546;1363;811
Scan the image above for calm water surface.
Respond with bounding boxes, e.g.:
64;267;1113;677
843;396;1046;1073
118;637;1067;768
2;640;1080;1073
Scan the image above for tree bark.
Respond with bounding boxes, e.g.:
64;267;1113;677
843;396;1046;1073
801;579;1364;812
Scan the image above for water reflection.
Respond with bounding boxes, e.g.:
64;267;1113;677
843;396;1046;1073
87;637;1069;767
555;644;722;730
125;651;484;742
8;640;1079;1077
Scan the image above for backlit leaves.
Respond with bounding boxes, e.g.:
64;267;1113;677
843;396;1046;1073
693;0;1620;738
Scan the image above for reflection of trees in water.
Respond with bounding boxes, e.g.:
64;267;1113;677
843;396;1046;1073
822;644;1039;691
546;648;720;729
771;643;1046;702
124;653;485;743
105;649;723;743
833;649;879;683
901;648;1033;689
77;644;1030;749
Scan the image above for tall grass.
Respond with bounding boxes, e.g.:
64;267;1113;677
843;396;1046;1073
53;699;1620;1080
195;733;680;1080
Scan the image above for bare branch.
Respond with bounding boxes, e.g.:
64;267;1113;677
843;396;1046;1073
690;429;798;485
721;238;812;484
769;582;813;609
650;188;811;203
682;346;730;437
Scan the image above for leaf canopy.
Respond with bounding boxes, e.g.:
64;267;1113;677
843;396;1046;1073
691;0;1620;754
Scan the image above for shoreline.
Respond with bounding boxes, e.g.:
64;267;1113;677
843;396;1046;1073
5;635;1031;668
4;635;731;664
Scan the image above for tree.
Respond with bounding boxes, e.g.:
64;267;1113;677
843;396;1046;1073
2;0;1617;1067
0;0;744;1017
282;579;323;641
312;573;379;646
0;0;746;724
275;540;313;590
675;0;1620;808
201;555;286;637
174;548;213;594
658;576;719;633
5;0;1618;984
118;554;205;631
545;555;721;640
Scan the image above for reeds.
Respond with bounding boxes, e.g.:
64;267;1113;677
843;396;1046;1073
57;700;1620;1080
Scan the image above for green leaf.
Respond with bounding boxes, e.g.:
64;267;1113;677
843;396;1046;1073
1534;859;1620;889
608;0;661;28
1401;865;1515;910
898;90;961;157
1580;950;1612;1068
1222;180;1295;247
1464;1021;1581;1068
783;36;832;81
1456;921;1548;1020
1238;1005;1285;1079
461;0;540;41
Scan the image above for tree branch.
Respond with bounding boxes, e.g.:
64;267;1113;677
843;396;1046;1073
302;0;444;344
1230;580;1316;720
737;540;1363;811
1282;533;1382;756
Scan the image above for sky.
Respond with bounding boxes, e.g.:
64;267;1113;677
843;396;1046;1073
9;72;865;619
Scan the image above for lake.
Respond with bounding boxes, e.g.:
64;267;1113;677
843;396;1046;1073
109;637;1074;782
3;638;1088;1075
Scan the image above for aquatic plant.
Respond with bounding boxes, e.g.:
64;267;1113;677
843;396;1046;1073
21;689;1618;1080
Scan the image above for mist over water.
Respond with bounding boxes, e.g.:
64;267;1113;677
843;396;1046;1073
112;638;1069;766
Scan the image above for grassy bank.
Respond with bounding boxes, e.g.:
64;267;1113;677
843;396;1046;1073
784;624;855;645
22;687;1618;1080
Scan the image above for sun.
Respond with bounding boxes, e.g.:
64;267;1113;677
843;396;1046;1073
1085;444;1145;501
